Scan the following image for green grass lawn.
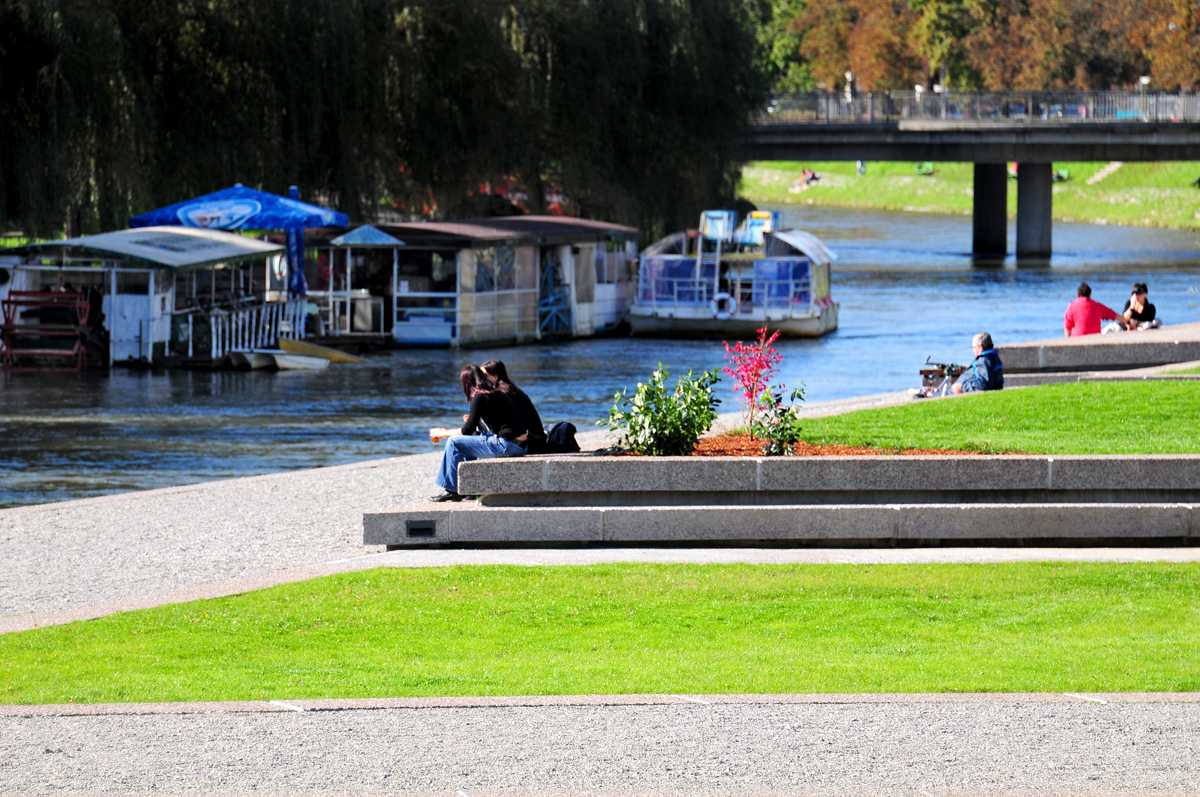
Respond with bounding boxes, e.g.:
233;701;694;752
740;160;1200;229
2;562;1198;704
800;382;1200;454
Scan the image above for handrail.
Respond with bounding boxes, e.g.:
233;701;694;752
758;90;1200;125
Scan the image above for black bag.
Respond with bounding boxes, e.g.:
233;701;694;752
544;421;580;454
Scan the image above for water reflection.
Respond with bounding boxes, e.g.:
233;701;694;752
2;206;1198;507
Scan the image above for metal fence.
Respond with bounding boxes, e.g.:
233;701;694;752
759;91;1200;124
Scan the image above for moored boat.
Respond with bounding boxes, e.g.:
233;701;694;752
229;349;276;370
244;349;331;370
260;350;330;370
629;210;839;337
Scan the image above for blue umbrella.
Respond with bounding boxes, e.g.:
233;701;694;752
130;184;348;297
129;184;348;230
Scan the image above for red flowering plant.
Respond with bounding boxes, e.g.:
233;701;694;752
722;327;783;430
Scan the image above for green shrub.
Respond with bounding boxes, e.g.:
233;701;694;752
750;384;806;455
600;364;721;455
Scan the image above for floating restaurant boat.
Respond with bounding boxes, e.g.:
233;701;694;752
629;210;839;337
298;216;640;348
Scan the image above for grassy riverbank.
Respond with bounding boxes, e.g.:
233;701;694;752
800;382;1200;454
2;562;1198;703
740;161;1200;228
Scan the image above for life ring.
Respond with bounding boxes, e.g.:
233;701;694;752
710;292;735;320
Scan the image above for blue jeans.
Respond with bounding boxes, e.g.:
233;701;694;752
436;434;525;493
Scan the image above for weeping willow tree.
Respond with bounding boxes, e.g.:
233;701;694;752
0;0;770;240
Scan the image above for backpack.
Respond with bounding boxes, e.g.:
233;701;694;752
544;421;580;454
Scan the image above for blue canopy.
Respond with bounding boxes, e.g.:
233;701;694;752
129;184;348;230
330;225;405;247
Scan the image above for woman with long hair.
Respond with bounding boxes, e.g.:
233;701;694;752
431;364;527;502
480;359;547;452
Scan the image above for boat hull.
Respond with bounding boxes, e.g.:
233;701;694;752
629;303;838;338
268;352;330;370
229;350;275;370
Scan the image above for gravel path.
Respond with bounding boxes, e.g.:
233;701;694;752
1;695;1197;795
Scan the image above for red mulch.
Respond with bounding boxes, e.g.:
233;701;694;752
691;432;981;457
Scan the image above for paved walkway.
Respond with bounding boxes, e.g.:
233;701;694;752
2;693;1197;795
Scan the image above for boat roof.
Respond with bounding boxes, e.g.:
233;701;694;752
16;226;284;271
293;216;639;249
769;230;837;266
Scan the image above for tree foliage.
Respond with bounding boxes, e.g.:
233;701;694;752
788;0;1200;92
0;0;771;239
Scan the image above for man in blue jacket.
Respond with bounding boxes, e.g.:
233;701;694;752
952;332;1004;393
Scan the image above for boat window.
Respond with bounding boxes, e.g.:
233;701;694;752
431;252;456;291
473;248;496;293
396;249;457;294
116;271;151;295
495;247;515;291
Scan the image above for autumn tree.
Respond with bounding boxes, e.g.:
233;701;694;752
795;0;927;91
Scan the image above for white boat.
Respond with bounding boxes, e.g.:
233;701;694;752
250;349;330;370
229;349;276;370
629;210;839;338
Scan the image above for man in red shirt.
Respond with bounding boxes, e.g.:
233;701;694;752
1064;282;1120;337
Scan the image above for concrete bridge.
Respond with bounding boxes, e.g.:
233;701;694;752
751;91;1200;257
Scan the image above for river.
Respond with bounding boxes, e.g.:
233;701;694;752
2;205;1198;507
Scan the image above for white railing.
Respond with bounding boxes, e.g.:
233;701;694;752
208;298;306;359
637;276;814;312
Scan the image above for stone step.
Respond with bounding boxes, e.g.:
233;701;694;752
457;455;1200;506
364;502;1197;547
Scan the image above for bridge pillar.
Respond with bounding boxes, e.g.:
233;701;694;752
972;163;1008;256
1016;163;1053;258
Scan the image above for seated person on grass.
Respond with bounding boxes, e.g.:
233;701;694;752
952;332;1004;394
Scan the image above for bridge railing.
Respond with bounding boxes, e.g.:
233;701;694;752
759;91;1200;124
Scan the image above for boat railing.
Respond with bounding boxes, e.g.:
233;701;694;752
207;298;307;359
637;276;814;313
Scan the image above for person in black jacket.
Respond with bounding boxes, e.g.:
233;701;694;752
952;332;1004;394
1123;282;1159;330
480;359;548;452
431;365;527;502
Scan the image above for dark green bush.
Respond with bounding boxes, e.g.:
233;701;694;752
600;364;721;456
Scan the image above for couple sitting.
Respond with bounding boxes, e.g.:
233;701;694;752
430;359;545;503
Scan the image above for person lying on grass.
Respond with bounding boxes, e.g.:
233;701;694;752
952;332;1004;394
429;364;527;503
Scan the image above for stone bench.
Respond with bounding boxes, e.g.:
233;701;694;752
364;454;1200;548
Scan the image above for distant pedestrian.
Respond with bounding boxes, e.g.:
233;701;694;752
1064;282;1120;337
952;332;1004;394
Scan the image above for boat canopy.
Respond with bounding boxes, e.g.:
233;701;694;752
129;184;348;230
329;225;405;247
766;230;837;266
17;226;284;271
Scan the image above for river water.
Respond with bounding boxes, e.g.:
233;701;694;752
2;206;1199;507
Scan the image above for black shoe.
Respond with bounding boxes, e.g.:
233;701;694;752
430;490;462;503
